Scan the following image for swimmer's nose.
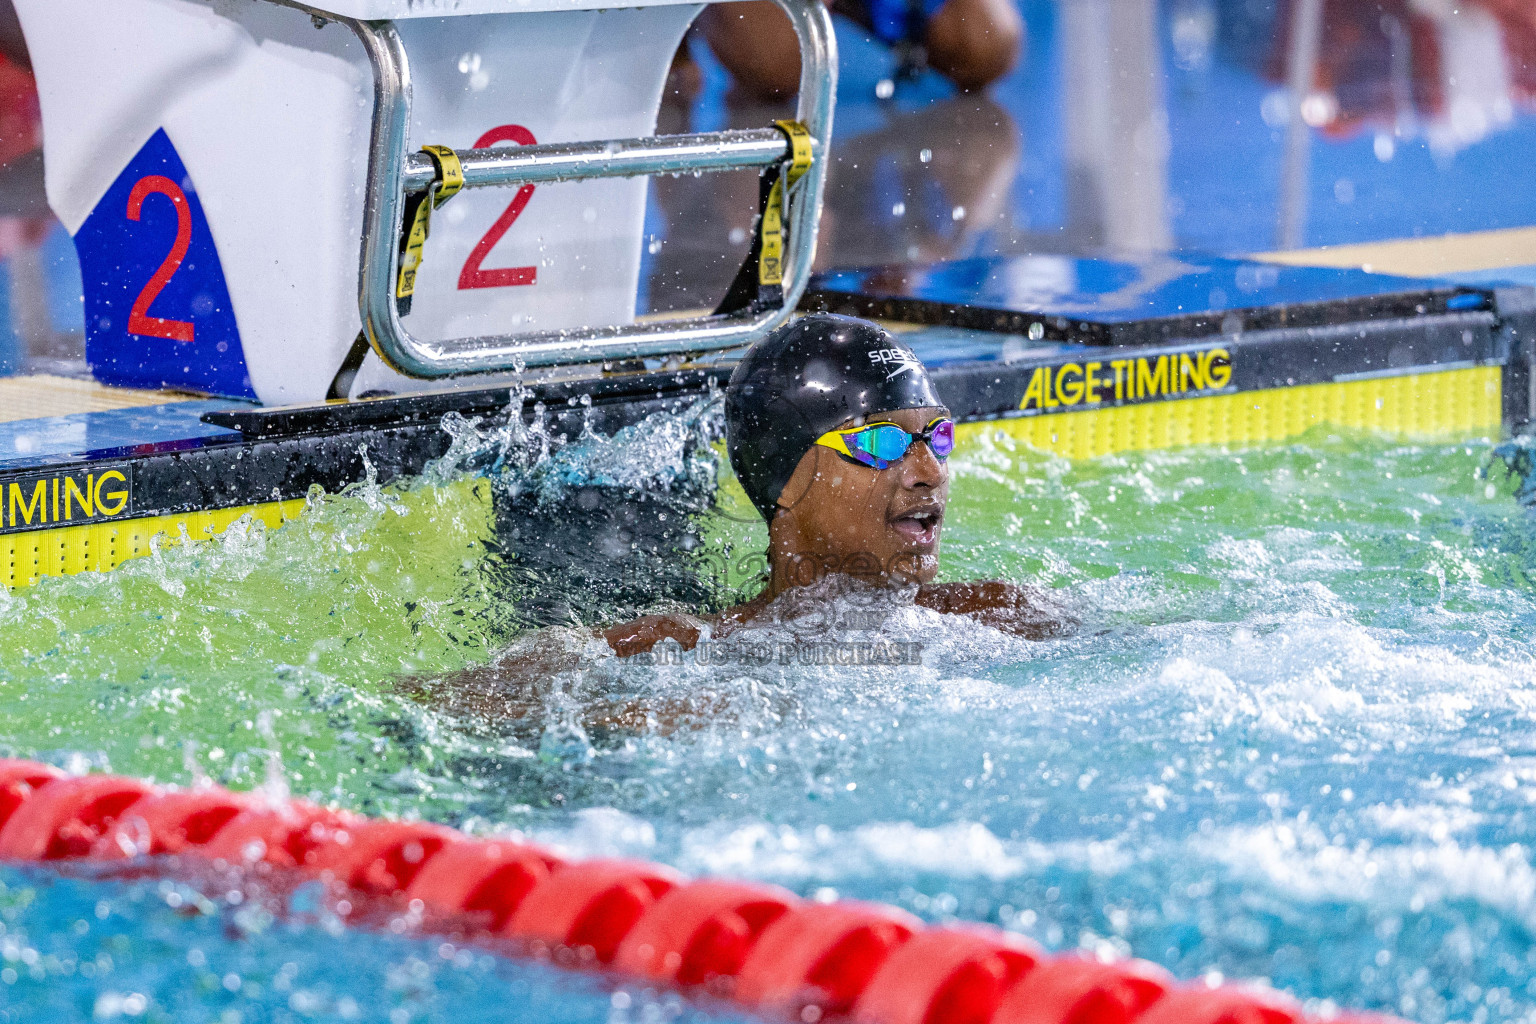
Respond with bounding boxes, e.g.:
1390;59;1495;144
901;437;946;490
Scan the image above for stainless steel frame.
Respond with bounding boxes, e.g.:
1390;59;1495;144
267;0;837;377
398;129;815;193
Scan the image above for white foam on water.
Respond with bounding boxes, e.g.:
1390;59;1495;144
1196;818;1536;928
1263;525;1366;576
1206;536;1276;573
669;817;1137;886
1128;610;1536;748
1363;801;1484;842
531;806;659;859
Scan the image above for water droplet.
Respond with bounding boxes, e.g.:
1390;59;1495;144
1300;92;1338;127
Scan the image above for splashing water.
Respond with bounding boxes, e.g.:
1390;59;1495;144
0;404;1534;1023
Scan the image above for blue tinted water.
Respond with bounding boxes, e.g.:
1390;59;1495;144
0;864;742;1024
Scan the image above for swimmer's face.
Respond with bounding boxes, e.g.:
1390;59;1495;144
770;406;950;587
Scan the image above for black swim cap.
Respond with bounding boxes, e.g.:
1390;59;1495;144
725;313;944;522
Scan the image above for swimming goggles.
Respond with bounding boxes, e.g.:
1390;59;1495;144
814;416;955;470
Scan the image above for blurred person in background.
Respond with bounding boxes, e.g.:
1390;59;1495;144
699;0;1023;100
1266;0;1536;153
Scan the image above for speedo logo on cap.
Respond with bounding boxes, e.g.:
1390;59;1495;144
869;347;922;380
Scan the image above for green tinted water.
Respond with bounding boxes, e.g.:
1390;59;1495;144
0;420;1525;814
4;412;1536;1022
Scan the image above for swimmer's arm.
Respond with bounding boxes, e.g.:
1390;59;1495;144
394;645;585;722
398;638;723;736
915;581;1078;639
601;613;711;657
601;591;775;657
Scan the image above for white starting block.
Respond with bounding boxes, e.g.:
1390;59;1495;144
12;0;835;403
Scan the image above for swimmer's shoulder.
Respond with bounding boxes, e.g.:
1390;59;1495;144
915;580;1079;639
602;580;1076;657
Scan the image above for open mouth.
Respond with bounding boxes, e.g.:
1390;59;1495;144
889;509;942;546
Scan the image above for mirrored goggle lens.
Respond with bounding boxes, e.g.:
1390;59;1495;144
929;419;955;459
857;425;916;464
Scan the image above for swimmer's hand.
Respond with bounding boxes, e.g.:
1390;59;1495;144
396;628;740;738
602;613;710;657
916;581;1078;639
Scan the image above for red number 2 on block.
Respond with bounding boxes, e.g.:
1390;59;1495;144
125;174;195;344
459;124;539;290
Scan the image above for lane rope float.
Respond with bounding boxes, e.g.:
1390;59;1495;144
0;760;1394;1024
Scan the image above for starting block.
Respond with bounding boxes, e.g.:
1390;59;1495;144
11;0;835;403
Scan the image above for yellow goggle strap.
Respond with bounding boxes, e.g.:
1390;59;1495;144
713;120;814;316
814;424;872;460
395;144;466;314
758;120;813;290
815;419;904;453
813;418;952;467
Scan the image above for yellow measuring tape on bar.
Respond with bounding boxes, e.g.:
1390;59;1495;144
757;120;813;289
395;144;465;313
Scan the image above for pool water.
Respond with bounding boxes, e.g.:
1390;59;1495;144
1;403;1534;1023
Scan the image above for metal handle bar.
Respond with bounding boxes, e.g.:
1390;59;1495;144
401;129;819;193
326;0;836;378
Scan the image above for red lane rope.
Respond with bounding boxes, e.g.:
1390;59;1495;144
0;761;1390;1024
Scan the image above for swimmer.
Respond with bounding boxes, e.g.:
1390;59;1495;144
602;312;1073;657
699;0;1023;100
406;314;1070;732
